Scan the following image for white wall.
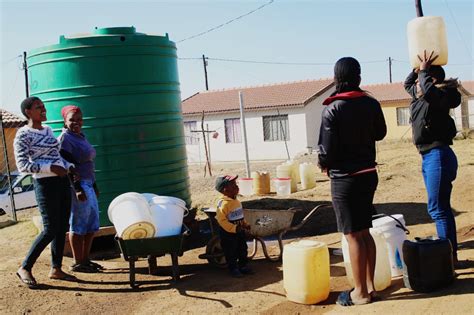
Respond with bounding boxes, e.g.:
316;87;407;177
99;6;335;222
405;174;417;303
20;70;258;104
185;107;313;163
304;87;335;151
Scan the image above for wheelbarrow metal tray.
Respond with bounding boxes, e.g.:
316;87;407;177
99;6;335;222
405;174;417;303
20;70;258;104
244;208;298;238
117;233;185;258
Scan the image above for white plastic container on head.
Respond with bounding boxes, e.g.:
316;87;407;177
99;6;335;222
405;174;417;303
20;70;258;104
299;162;316;190
108;192;155;239
341;229;392;291
238;178;254;196
407;16;448;68
372;214;407;277
149;196;188;237
276;164;296;192
273;178;291;196
283;240;330;304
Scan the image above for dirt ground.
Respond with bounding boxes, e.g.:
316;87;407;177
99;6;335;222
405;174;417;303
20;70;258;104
1;139;473;314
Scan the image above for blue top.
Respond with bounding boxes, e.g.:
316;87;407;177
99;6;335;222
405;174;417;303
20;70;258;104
58;128;96;181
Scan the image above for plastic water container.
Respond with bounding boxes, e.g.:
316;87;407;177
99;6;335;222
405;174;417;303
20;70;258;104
299;162;316;190
284;160;300;184
141;193;158;202
238;178;254;196
276;164;296;192
402;237;455;292
251;171;270;195
407;16;448;68
341;229;392;291
149;196;188;237
108;192;155;239
283;240;330;304
372;214;407;277
273;178;291;196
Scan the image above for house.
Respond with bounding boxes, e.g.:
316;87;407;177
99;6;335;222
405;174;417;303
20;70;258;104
456;80;473;130
181;79;335;162
0;109;26;172
181;79;472;163
362;82;413;140
364;80;473;140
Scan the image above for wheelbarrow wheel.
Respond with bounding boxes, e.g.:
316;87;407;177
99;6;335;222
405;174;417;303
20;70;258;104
206;235;227;269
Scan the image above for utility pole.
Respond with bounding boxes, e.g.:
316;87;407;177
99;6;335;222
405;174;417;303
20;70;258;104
202;54;209;91
388;57;393;83
239;91;251;178
23;51;29;97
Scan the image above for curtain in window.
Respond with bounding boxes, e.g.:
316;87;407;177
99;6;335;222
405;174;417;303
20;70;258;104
263;115;289;141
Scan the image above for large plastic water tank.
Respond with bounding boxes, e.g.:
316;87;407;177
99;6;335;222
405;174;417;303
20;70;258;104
27;26;191;226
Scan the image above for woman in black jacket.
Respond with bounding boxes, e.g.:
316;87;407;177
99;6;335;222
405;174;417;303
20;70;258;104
318;57;386;306
404;51;461;265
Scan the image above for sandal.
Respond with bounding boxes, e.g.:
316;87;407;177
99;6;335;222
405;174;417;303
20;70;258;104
369;291;382;302
70;263;99;273
336;289;371;306
85;260;104;270
49;271;78;281
16;271;38;289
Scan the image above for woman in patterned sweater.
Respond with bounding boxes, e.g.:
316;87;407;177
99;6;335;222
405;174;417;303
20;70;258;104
14;96;77;288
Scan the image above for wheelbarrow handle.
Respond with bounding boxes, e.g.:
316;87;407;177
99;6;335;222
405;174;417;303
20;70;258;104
284;204;329;234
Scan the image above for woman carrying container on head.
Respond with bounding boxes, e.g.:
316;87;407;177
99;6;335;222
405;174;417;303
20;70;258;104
317;57;387;306
14;97;77;288
404;51;461;266
58;105;102;273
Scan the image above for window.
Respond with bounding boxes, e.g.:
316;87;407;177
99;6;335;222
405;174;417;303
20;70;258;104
19;175;34;192
184;121;198;145
396;107;410;126
263;115;289;141
225;118;242;143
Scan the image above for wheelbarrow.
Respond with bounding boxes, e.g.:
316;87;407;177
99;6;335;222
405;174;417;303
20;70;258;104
199;204;327;268
115;225;190;288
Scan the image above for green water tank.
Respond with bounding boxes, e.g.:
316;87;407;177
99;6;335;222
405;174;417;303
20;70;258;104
27;26;191;226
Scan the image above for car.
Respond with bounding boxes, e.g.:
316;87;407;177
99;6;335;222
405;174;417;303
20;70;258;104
0;173;37;216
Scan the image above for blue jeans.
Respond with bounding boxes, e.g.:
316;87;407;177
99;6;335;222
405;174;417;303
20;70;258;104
421;146;458;258
22;176;71;271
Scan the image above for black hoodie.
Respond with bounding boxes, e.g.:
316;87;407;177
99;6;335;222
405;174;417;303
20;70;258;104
318;92;387;178
404;70;461;153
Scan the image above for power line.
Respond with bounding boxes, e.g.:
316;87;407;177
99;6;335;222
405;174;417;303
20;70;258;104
179;56;387;66
391;58;473;66
177;0;274;43
2;54;22;66
444;0;472;59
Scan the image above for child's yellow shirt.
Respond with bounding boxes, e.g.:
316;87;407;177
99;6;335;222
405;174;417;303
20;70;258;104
216;195;245;233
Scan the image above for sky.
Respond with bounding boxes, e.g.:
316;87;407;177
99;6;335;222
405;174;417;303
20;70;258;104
1;0;473;116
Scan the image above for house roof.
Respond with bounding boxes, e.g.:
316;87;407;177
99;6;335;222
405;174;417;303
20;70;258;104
181;79;334;115
1;109;26;128
362;82;410;104
460;80;473;95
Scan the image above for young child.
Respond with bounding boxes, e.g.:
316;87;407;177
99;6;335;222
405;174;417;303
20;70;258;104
215;175;254;278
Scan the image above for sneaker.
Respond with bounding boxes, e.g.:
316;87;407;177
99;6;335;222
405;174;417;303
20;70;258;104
229;268;244;278
239;266;254;275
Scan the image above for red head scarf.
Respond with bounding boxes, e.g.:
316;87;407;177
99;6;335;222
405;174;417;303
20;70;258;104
61;105;82;120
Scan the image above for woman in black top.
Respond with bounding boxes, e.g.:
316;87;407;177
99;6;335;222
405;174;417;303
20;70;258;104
318;57;386;306
404;51;461;265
